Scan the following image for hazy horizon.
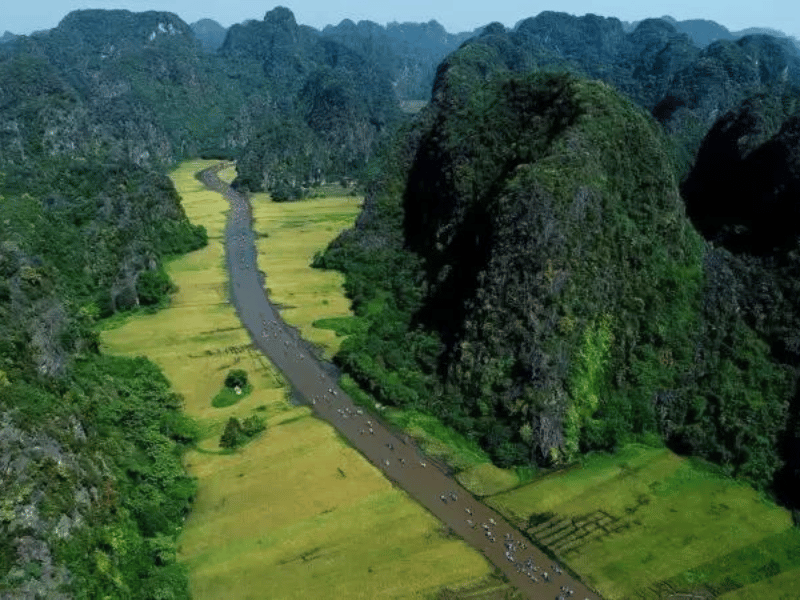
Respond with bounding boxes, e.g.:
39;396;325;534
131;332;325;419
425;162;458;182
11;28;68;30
3;1;799;41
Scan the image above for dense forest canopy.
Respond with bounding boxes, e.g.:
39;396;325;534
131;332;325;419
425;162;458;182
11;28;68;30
2;5;800;597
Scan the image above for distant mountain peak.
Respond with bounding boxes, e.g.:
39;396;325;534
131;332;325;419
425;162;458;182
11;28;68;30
190;18;227;52
264;6;297;27
54;9;194;50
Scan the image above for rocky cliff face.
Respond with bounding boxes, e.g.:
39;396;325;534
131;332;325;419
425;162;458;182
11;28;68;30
0;411;99;599
229;7;400;193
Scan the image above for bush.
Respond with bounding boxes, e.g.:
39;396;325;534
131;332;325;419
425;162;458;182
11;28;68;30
241;415;266;437
219;415;266;449
219;417;245;449
224;369;248;389
137;266;173;306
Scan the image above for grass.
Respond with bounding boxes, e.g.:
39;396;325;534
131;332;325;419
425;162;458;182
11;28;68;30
485;443;799;599
312;315;369;338
717;559;800;600
663;527;800;598
455;463;521;498
211;383;253;408
98;159;494;600
383;408;492;473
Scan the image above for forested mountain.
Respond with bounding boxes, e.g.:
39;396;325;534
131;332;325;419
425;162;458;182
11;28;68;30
623;16;800;53
1;10;225;598
0;9;261;167
0;144;206;598
461;13;800;161
321;19;475;101
0;7;412;196
228;7;401;195
316;14;800;515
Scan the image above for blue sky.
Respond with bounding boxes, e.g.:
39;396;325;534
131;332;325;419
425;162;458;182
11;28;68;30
4;1;799;40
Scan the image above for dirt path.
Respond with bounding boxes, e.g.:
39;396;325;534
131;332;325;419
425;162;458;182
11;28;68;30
199;164;603;600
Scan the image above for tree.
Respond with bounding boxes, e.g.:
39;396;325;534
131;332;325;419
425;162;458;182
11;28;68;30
224;369;248;389
219;415;265;449
137;266;172;306
219;417;245;449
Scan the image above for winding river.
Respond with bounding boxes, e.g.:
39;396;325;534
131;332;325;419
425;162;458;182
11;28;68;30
199;164;602;600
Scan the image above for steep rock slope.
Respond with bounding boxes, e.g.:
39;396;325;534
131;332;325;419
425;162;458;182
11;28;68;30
321;66;708;467
408;71;704;464
229;7;401;193
0;9;258;167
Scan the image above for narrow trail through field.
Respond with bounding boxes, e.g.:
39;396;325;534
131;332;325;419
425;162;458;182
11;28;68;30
200;163;603;600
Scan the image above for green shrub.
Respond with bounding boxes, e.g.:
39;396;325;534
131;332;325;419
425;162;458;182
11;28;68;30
219;415;265;450
224;369;248;389
136;266;173;306
220;417;245;449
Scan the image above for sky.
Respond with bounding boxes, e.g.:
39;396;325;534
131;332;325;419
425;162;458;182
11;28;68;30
4;0;799;41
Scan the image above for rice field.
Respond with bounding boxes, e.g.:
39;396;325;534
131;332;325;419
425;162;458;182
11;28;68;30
485;444;800;599
248;190;363;359
98;160;495;600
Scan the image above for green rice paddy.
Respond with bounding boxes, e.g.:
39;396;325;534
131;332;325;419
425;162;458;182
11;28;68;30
486;444;800;599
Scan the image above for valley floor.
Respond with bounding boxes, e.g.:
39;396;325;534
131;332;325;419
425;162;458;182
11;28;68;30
99;160;496;599
99;160;800;600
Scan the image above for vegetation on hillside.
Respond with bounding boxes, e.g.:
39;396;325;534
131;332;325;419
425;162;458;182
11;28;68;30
228;9;402;196
316;54;800;511
0;76;206;598
317;70;704;463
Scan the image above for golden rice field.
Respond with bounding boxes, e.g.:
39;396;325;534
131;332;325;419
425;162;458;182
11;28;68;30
249;189;362;359
99;160;494;600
